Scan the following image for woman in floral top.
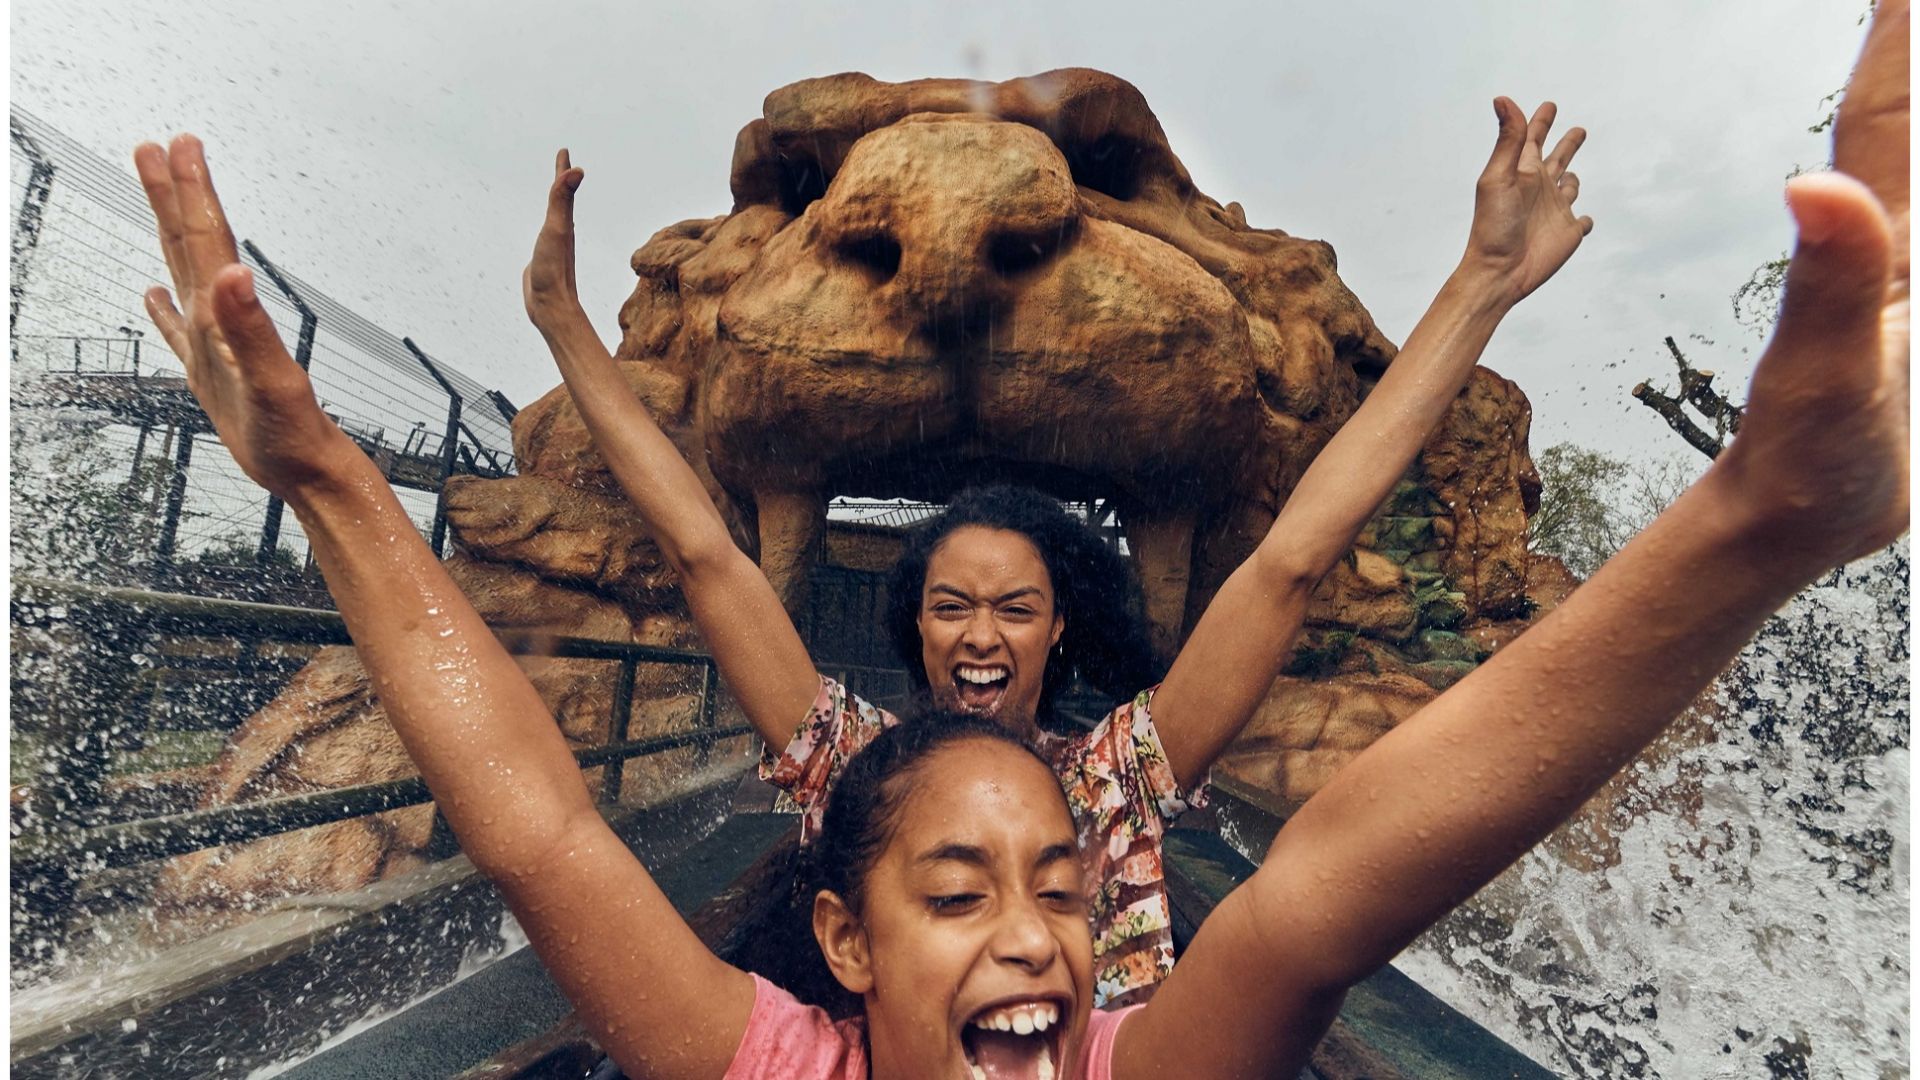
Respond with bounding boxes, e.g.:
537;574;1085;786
526;95;1598;1005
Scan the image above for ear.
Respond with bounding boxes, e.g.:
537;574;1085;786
812;889;873;995
1048;612;1064;651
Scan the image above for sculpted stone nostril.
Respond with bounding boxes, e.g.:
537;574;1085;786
838;233;902;281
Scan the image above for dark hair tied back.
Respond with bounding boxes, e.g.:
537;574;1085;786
719;710;1047;1019
885;485;1165;716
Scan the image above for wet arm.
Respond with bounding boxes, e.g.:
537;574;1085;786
139;137;753;1079
525;155;818;749
1118;460;1866;1078
1151;264;1515;788
290;450;755;1077
1156;98;1595;787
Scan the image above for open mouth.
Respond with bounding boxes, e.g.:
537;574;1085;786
960;999;1066;1080
952;665;1011;716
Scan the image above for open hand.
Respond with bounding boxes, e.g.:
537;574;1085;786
523;149;588;329
134;136;351;500
1713;0;1909;568
1462;99;1593;305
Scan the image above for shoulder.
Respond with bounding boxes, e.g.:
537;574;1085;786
1078;1005;1143;1079
723;976;869;1079
1056;686;1206;817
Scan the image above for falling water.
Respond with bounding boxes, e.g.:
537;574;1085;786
1399;544;1909;1079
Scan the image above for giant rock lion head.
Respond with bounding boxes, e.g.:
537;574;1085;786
514;69;1417;655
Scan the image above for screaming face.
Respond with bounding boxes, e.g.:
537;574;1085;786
918;526;1063;733
820;737;1093;1080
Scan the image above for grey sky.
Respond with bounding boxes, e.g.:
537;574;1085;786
10;0;1868;462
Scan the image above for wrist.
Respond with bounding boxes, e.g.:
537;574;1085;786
1444;256;1521;315
528;297;594;340
281;434;386;520
1681;462;1841;594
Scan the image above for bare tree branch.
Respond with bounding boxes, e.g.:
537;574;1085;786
1665;337;1745;437
1632;381;1725;459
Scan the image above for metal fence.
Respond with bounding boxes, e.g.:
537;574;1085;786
8;578;909;968
9;105;520;605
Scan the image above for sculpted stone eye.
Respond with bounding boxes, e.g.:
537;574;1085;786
987;230;1060;277
1060;131;1144;201
780;153;830;214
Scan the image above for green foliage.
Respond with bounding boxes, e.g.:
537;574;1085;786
1287;630;1357;678
1529;444;1699;579
1732;256;1790;337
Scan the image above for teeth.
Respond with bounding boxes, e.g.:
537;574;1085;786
971;1067;987;1080
970;1002;1061;1034
956;667;1008;685
1037;1043;1055;1080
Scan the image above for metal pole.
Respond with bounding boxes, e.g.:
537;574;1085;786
242;242;319;566
696;659;719;768
601;659;638;805
126;424;151;486
403;337;463;557
9;119;57;334
486;390;518;423
152;428;194;584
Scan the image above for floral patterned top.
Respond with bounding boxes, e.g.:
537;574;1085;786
759;676;1208;1007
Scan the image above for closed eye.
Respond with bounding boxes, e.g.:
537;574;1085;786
930;893;986;914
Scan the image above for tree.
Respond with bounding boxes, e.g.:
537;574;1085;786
1529;443;1697;579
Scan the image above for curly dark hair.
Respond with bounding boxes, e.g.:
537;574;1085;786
884;485;1165;717
718;709;1055;1018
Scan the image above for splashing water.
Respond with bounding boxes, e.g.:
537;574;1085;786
1399;544;1909;1079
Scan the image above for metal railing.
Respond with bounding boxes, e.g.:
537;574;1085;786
8;578;905;936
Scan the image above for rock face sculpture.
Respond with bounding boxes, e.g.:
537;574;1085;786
158;69;1566;912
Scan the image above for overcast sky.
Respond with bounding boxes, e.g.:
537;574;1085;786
9;0;1871;463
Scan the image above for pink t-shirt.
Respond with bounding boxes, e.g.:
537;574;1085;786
723;975;1136;1079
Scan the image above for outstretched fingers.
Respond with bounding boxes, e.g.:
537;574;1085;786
1774;173;1895;391
1558;173;1594;235
165;135;242;295
1832;0;1909;236
1524;101;1557;163
546;148;584;234
209;264;295;367
1481;97;1528;181
133;143;193;299
142;286;195;380
1543;127;1586;180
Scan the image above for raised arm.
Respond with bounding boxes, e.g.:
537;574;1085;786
136;137;752;1080
1122;5;1908;1074
1153;98;1595;788
523;151;819;748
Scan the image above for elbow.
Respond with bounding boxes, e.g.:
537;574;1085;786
461;803;598;885
1251;543;1326;599
672;530;749;584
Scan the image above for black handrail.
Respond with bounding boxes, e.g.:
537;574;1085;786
9;579;903;888
9;725;753;875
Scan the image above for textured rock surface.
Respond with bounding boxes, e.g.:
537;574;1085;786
164;68;1560;909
